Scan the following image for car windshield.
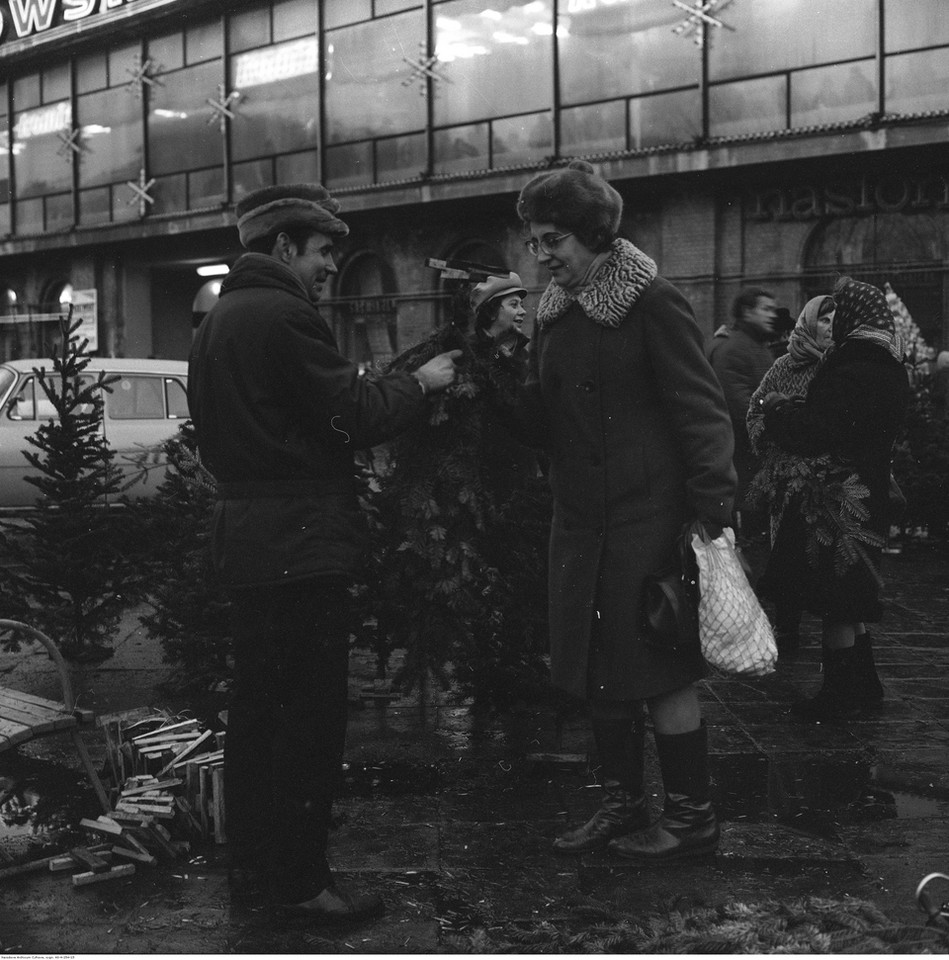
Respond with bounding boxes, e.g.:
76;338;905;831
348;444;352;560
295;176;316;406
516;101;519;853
0;367;15;404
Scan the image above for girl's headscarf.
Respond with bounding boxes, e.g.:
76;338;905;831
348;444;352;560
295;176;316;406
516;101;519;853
830;277;904;362
787;295;834;366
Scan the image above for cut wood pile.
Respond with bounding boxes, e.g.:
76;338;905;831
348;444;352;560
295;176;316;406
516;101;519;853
0;712;226;887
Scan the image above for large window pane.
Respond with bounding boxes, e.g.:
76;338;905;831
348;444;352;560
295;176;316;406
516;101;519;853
492;112;552;168
229;5;270;53
43;63;70;103
709;0;874;81
149;32;184;72
324;10;425;142
561;100;625;156
273;0;318;42
15;197;42;234
77;51;108;94
78;187;110;226
376;132;426;180
433;123;488;174
791;60;876;127
13;101;73;198
233;158;273;199
376;0;420;13
276;149;319;183
231;36;319;162
78;86;143;188
150;174;187;215
13;74;40;111
433;0;552;126
186;21;223;65
109;44;142;88
46;193;73;232
0;116;9;204
886;49;949;115
148;60;224;174
323;0;371;30
324;141;373;188
885;0;949;52
709;75;786;138
189;167;226;208
560;2;694;106
629;88;700;149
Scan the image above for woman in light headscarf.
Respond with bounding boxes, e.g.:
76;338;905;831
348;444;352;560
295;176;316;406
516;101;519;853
746;295;835;654
757;277;909;722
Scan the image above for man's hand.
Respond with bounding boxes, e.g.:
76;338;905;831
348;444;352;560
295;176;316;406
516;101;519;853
413;350;462;395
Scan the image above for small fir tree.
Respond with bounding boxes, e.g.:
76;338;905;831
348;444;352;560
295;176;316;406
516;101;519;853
132;421;232;693
357;281;551;708
0;310;141;661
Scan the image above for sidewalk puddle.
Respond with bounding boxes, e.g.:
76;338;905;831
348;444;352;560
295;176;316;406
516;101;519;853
0;756;93;862
713;754;946;834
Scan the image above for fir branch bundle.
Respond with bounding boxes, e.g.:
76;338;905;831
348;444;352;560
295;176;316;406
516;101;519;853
748;452;883;584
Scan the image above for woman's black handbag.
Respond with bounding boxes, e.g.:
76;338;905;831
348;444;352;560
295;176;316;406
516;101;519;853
642;526;700;652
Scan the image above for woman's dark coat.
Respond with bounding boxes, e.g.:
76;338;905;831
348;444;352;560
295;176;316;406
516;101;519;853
758;339;909;621
515;240;736;701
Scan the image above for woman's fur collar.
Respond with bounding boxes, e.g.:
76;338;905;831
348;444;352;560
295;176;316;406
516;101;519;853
536;238;658;329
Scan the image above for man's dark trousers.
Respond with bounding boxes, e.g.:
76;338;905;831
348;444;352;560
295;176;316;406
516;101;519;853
225;578;350;901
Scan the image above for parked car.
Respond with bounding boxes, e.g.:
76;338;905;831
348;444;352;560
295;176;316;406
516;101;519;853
0;357;189;509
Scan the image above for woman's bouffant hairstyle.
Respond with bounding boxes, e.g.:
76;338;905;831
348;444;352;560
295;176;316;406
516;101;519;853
516;159;623;253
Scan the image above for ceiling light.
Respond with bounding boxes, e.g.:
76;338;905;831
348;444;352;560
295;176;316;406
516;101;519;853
197;264;229;277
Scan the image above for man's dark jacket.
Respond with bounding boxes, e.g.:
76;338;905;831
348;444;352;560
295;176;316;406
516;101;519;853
188;253;425;588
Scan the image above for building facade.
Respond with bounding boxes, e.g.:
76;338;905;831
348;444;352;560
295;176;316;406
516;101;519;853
0;0;946;364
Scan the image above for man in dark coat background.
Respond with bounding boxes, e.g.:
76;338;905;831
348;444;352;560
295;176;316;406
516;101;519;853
707;286;777;539
188;183;459;924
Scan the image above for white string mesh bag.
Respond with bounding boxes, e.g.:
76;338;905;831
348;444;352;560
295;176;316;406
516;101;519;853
691;527;777;677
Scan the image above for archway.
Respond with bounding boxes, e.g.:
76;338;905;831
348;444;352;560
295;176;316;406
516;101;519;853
335;251;398;368
802;214;945;348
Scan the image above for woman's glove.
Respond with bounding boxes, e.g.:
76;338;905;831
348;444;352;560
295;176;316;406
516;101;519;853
760;391;789;414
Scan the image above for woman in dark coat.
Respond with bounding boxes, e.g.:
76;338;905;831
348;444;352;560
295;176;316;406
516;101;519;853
758;277;909;722
514;160;736;862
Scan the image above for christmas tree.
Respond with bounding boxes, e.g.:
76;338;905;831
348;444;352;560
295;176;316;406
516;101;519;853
0;310;142;661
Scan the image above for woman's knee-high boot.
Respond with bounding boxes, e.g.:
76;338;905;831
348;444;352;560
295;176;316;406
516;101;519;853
853;631;884;707
608;722;718;862
553;717;650;854
790;645;861;721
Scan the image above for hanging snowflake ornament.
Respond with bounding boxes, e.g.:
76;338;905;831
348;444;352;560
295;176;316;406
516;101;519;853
672;0;734;46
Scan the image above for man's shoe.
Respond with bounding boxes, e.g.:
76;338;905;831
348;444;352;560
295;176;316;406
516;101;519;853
280;882;385;926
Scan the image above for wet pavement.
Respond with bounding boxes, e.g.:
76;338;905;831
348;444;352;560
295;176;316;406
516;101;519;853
0;539;948;953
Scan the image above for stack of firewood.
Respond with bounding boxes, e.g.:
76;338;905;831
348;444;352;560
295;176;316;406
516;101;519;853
98;712;227;845
0;712;228;888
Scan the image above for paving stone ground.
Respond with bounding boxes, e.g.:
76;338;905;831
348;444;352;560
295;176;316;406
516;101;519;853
1;539;948;953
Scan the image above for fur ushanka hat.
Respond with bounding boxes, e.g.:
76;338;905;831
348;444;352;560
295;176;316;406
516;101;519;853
235;183;349;248
516;159;623;251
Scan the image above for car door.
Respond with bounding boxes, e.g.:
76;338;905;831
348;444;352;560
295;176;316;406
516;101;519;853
0;372;62;507
0;369;106;508
101;372;189;499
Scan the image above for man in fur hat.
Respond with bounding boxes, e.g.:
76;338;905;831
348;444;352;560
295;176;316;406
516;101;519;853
189;183;459;924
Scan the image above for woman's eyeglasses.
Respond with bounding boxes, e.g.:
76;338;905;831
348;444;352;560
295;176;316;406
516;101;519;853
524;232;573;256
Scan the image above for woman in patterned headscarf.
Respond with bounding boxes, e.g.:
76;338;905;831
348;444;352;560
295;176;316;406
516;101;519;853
757;277;909;721
746;294;836;654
